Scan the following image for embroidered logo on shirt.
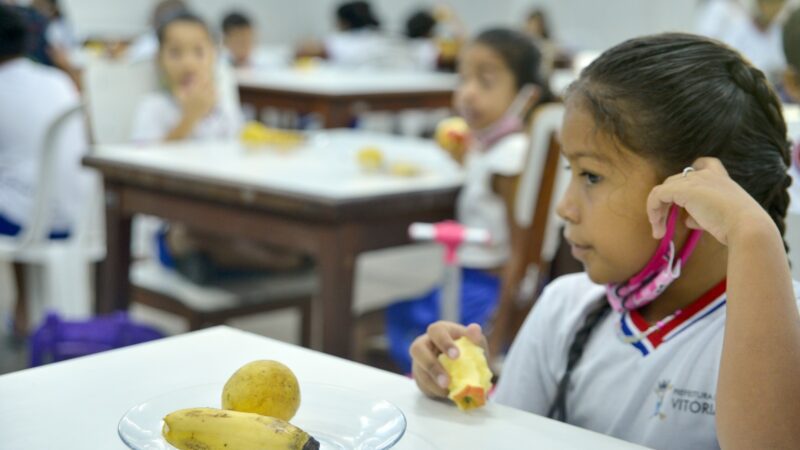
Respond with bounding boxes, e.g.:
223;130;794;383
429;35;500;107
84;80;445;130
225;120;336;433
652;380;672;419
651;379;716;420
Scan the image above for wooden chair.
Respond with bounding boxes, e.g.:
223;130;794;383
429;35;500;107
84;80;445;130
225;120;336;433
488;103;568;361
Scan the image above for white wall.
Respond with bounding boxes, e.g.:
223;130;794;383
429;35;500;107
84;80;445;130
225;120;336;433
62;0;700;51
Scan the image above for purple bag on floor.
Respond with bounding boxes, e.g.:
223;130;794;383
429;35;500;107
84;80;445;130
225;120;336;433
29;312;163;367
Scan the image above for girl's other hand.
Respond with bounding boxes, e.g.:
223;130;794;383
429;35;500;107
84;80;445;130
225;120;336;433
177;76;217;122
409;321;487;398
646;157;776;246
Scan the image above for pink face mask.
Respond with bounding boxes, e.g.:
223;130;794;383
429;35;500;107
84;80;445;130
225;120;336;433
606;205;702;313
471;84;538;151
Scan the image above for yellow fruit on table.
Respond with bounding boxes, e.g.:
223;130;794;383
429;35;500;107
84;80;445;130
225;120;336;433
435;117;470;156
222;360;301;421
438;337;493;411
357;146;385;171
240;121;304;149
389;162;421;177
162;407;319;450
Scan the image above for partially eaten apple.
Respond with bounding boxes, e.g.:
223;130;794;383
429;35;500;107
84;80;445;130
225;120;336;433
438;336;493;411
435;117;470;158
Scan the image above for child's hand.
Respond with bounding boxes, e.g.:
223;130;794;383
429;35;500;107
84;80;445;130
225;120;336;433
647;157;777;246
176;76;217;122
409;321;487;398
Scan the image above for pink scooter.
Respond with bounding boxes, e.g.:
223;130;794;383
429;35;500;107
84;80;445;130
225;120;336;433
408;221;491;323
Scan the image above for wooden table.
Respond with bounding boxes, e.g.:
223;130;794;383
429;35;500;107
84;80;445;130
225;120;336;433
0;326;651;449
84;130;462;358
237;67;457;128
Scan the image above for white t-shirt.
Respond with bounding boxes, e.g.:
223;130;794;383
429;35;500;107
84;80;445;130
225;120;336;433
494;272;800;450
457;132;529;269
325;30;390;68
0;58;89;231
130;91;243;143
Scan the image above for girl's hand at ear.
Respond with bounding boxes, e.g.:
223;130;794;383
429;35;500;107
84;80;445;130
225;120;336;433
409;321;487;399
646;157;777;246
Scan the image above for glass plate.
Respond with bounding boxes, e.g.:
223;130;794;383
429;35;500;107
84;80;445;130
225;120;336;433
118;383;406;450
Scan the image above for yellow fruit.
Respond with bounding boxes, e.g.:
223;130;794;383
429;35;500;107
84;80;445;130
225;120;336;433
438;337;493;411
389;162;421;177
435;117;470;156
162;407;319;450
357;146;385;171
222;360;301;421
240;122;304;149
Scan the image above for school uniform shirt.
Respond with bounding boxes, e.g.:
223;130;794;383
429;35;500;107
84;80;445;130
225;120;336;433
130;90;244;143
457;132;528;269
325;30;390;68
0;58;89;231
494;272;800;450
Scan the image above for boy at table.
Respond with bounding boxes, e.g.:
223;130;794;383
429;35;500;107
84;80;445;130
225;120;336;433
221;11;256;69
131;12;308;283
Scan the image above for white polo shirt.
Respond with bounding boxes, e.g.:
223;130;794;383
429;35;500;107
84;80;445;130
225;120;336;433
494;272;800;450
130;90;243;143
0;58;89;231
457;132;528;269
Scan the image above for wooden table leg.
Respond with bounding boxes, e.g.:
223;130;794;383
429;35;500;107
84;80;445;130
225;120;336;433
96;183;132;314
314;224;359;357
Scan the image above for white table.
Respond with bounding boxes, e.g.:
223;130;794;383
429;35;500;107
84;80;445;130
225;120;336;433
84;130;463;357
0;326;649;450
237;67;458;128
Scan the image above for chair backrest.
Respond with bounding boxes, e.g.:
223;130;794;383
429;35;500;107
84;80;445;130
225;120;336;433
82;58;159;145
0;104;84;252
488;103;566;361
514;103;567;265
82;58;241;145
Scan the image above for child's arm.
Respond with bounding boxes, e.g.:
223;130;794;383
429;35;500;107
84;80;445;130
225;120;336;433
165;78;217;142
647;157;800;449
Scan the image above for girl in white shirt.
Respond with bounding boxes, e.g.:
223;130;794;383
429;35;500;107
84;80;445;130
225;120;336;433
131;13;304;284
386;29;549;372
410;33;800;449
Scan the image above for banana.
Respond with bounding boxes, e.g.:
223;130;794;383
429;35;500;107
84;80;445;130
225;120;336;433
162;407;320;450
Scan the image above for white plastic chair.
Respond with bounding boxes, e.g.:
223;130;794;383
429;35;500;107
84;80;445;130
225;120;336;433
489;103;567;357
82;58;314;340
0;103;106;327
786;212;800;280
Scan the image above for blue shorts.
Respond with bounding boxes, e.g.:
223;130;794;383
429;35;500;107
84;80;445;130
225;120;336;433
0;213;69;240
385;267;500;373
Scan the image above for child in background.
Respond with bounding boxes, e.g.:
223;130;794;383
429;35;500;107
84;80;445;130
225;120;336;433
523;9;558;76
221;11;255;68
126;0;187;63
131;13;304;283
404;9;438;71
0;5;90;335
385;29;549;372
131;12;240;142
325;1;386;67
411;33;800;449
